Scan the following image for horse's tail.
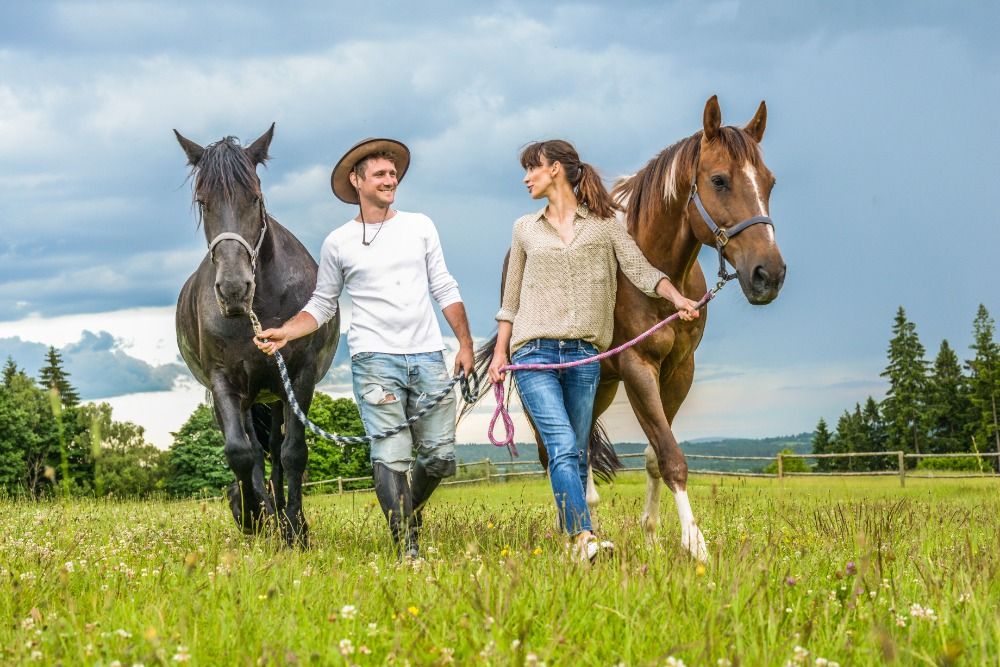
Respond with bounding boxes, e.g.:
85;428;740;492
457;331;500;424
589;419;623;483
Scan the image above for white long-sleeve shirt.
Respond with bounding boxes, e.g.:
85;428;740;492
302;210;462;355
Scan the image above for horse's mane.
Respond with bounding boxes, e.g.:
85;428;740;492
191;137;263;204
612;127;761;235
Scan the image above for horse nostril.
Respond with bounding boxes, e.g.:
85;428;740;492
752;266;770;285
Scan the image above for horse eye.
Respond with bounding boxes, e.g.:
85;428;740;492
711;175;728;190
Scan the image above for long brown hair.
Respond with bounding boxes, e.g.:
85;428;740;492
520;140;619;219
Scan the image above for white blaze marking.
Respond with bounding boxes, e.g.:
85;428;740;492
742;162;774;244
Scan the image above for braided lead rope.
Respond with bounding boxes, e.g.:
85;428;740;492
487;285;724;449
249;311;474;446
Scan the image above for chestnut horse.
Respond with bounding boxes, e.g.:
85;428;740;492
471;96;785;561
601;95;785;560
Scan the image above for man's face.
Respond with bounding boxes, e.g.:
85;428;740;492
351;157;398;208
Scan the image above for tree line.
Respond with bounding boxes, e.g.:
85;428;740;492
0;347;371;498
810;305;1000;471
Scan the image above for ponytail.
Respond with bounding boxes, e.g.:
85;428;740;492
575;162;619;219
520;140;620;220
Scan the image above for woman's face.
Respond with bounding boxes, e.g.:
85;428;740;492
523;157;557;200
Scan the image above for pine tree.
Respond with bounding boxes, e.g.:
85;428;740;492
966;305;1000;462
831;406;865;471
925;340;969;454
37;346;79;408
880;307;928;455
2;357;19;386
860;397;888;470
811;418;833;471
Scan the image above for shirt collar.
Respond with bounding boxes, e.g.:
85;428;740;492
530;203;590;223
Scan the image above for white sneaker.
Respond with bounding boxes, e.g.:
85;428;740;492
574;536;615;563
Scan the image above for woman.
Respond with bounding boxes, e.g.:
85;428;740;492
488;140;700;562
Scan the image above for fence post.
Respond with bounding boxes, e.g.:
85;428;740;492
897;452;905;488
337;476;344;495
484;458;492;484
777;453;784;480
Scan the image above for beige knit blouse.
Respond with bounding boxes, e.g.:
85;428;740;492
496;204;668;353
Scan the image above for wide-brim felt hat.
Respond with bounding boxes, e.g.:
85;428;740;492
330;137;410;204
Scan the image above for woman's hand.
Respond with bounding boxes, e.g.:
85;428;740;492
672;295;701;322
254;328;289;356
654;278;701;322
488;348;509;383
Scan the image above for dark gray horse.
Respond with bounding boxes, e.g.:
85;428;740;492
173;125;338;546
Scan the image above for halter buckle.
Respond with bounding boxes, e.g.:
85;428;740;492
714;228;729;247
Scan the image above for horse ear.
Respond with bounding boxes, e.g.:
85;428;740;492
703;95;722;142
245;123;275;166
744;100;767;143
174;130;204;166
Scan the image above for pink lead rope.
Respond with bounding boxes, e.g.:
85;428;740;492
487;288;719;454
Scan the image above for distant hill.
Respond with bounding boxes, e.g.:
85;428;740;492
457;432;814;474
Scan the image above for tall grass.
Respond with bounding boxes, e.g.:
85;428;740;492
1;475;998;665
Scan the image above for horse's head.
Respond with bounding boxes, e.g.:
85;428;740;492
175;124;274;317
689;96;786;304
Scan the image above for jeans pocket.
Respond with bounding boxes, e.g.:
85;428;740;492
512;341;538;361
352;351;376;362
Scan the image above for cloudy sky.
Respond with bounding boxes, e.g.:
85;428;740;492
2;1;998;448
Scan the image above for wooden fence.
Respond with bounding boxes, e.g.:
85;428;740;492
301;450;1000;494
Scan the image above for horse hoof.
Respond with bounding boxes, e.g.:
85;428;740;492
681;526;709;563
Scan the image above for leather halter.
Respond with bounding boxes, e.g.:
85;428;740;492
688;179;774;283
206;201;268;271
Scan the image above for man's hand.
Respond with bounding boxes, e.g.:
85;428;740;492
251;311;320;356
254;328;289;356
454;345;474;378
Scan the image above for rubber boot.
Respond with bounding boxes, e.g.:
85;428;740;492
410;461;443;532
373;462;417;559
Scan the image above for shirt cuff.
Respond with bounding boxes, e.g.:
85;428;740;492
301;301;336;328
643;270;670;297
495;308;516;323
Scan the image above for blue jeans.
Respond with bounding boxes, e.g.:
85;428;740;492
351;351;457;475
513;339;600;535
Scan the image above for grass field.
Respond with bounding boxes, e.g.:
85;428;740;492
2;474;999;666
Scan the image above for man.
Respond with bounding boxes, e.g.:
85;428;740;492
254;138;474;558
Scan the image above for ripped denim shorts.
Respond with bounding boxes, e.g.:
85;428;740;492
350;350;457;475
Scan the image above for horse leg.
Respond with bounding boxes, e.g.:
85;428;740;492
658;356;705;560
268;406;286;519
242;409;276;524
619;351;707;561
280;386;312;547
641;444;662;539
212;378;269;533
